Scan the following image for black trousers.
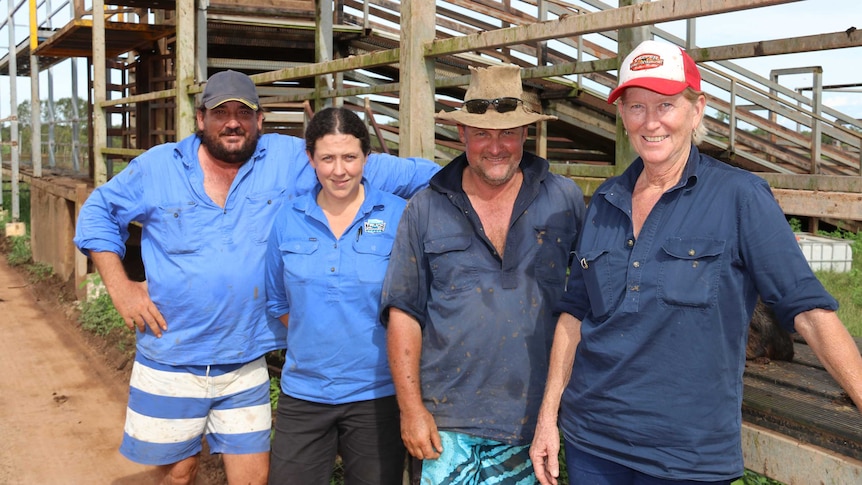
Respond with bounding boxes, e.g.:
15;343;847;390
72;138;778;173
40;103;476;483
268;393;406;485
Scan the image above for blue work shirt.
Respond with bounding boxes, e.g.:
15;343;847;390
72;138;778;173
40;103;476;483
74;133;439;366
557;146;837;481
382;152;585;445
265;181;405;404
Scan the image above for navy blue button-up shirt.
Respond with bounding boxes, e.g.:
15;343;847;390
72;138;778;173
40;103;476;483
382;152;585;444
557;146;837;481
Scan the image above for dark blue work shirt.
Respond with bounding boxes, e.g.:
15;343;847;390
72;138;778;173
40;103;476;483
557;146;837;481
382;152;585;444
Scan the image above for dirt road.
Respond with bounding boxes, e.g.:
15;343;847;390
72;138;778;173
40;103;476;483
0;256;161;484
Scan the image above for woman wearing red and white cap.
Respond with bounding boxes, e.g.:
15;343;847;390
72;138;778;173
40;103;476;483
530;40;862;485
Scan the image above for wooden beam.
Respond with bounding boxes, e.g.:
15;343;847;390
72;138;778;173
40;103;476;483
742;422;862;485
758;173;862;193
424;0;801;58
399;0;436;159
771;188;862;220
175;0;196;139
692;29;862;62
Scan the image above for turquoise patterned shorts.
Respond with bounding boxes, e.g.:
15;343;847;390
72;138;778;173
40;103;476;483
420;430;538;484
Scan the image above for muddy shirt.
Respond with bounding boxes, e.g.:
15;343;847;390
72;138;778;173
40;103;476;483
557;146;838;481
74;133;439;366
381;152;586;445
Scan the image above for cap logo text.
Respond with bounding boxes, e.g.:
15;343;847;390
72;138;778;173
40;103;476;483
630;53;664;72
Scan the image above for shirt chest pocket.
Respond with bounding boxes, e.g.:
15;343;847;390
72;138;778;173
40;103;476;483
576;248;625;320
424;234;479;296
157;202;202;254
278;239;320;283
657;238;726;309
534;225;575;288
353;232;395;284
246;189;286;244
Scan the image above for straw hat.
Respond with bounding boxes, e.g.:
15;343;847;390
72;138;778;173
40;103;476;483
436;65;556;129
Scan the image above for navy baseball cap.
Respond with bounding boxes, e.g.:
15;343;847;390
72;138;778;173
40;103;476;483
201;70;260;110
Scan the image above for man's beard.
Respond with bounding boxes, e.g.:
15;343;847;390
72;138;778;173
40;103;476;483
198;127;260;165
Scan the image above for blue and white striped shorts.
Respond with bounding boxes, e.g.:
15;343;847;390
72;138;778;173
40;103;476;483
119;353;272;465
421;430;538;484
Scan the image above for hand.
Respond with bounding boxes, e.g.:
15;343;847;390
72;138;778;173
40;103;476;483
400;407;443;460
108;279;168;337
530;418;561;485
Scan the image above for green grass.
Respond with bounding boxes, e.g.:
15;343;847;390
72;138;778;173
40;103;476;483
811;229;862;337
4;234;54;283
2;182;32;234
77;275;126;337
6;235;32;266
733;470;784;485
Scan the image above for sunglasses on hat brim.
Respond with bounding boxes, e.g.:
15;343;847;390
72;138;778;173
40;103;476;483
463;97;523;114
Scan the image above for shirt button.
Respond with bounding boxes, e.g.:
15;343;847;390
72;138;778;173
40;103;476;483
688;249;696;256
627;239;634;247
330;267;336;272
629;285;639;291
632;261;640;268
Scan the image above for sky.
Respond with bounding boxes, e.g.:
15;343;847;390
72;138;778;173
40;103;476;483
659;0;862;122
0;0;859;121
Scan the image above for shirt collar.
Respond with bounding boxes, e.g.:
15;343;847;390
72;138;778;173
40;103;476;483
599;143;701;197
430;151;549;196
175;132;268;170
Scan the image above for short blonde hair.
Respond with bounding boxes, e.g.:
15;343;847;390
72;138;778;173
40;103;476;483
682;88;708;145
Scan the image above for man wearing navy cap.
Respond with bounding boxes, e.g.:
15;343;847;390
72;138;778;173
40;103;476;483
74;70;439;484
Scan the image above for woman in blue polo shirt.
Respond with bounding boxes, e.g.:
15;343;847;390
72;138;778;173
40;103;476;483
264;107;409;484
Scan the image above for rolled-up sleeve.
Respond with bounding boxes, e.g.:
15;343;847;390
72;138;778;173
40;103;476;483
365;153;440;199
73;159;147;258
380;195;429;327
737;178;837;329
264;209;291;319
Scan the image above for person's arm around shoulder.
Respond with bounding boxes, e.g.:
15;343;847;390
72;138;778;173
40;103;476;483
795;309;862;412
90;251;167;337
264;207;291;329
531;311;582;485
387;307;443;460
365;153;440;198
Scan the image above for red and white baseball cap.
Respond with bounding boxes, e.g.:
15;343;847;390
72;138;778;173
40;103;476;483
607;40;702;104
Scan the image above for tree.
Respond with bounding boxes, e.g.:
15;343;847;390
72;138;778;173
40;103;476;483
8;97;90;169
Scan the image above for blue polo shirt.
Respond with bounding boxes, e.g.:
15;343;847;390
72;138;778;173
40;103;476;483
265;182;405;404
74;133;439;366
557;146;837;480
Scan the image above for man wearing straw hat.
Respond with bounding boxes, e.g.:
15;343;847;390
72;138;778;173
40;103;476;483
381;64;586;483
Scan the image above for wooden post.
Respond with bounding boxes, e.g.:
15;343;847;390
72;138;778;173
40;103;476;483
29;0;41;177
614;0;651;175
175;0;196;139
399;0;436;160
74;183;90;299
92;0;107;186
315;0;335;110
